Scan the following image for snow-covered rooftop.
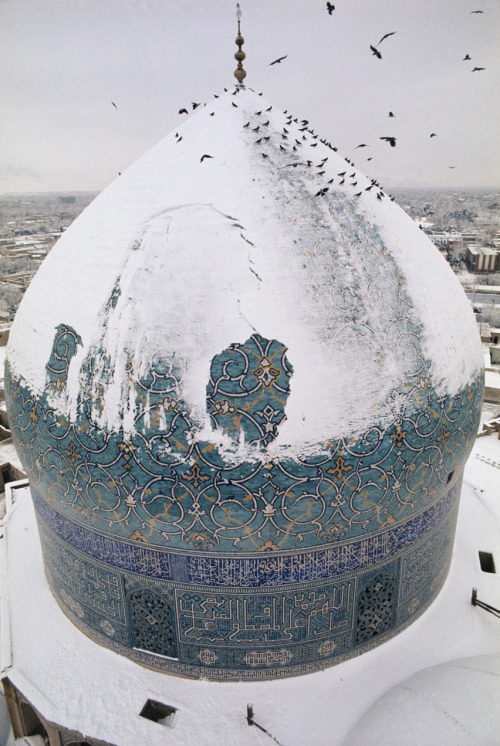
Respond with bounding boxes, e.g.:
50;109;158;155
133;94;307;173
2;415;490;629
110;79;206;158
7;87;482;450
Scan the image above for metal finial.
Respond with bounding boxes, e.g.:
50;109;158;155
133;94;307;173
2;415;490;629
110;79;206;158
234;3;246;86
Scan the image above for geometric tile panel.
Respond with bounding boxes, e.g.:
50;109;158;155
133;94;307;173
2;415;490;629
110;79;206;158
33;481;461;679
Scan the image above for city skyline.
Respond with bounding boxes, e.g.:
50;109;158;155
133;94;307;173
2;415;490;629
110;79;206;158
1;0;499;194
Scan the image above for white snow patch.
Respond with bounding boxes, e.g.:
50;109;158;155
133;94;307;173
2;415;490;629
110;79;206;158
6;88;482;449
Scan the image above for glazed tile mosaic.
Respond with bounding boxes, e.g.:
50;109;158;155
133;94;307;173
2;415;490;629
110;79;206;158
3;88;484;679
5;325;481;677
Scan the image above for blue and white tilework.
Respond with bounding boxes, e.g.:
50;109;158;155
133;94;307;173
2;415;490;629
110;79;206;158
4;313;482;677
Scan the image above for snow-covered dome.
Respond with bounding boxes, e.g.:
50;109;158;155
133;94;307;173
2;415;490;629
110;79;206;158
5;86;483;679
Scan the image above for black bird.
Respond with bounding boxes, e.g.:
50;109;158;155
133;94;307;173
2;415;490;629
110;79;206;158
264;136;270;141
354;192;362;197
326;2;335;14
311;143;317;147
328;178;334;183
270;55;287;65
463;54;471;61
355;144;368;149
111;101;117;109
338;171;346;176
283;127;289;133
471;10;484;13
262;153;269;158
380;136;397;147
200;154;213;162
377;31;396;45
256;138;262;144
317;170;325;176
377;193;383;201
388;111;395;117
176;136;182;143
263;121;269;126
365;185;374;191
255;111;262;115
351;181;357;186
449;166;456;169
349;172;356;177
430;133;437;137
243;122;250;127
282;134;288;139
192;102;201;109
280;145;286;151
210;112;214;116
266;106;272;111
472;67;485;71
367;157;373;161
253;126;260;132
232;102;238;107
178;108;188;115
370;45;382;59
339;179;345;185
214;94;219;98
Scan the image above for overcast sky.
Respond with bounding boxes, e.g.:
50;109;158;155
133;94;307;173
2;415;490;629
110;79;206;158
1;0;499;194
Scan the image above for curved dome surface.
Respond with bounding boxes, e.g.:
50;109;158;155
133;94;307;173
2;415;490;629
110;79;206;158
343;653;500;745
5;87;483;679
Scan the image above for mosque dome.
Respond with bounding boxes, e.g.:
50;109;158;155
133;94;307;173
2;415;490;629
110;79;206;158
5;86;483;680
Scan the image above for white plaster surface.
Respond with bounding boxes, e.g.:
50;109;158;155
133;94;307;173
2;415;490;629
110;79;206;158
6;88;482;452
1;434;499;746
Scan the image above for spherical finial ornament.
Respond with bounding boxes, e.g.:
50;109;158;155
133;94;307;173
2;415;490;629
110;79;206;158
234;3;246;86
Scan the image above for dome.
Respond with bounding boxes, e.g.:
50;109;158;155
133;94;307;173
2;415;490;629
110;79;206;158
344;653;500;745
5;87;483;679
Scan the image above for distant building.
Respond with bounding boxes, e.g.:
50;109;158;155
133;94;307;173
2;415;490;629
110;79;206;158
466;245;499;274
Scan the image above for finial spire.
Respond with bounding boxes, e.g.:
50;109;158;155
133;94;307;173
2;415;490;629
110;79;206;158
234;4;246;86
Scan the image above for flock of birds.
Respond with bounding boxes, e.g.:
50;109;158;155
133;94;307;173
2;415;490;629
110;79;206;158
172;85;396;214
259;4;488;171
110;5;489;181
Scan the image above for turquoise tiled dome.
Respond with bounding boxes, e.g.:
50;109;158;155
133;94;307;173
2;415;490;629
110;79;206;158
5;87;483;679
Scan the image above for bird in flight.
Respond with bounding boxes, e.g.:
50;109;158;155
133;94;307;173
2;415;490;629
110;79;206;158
463;54;471;60
471;9;484;13
326;2;335;14
380;136;397;147
200;154;213;162
472;66;485;71
355;144;369;149
430;133;437;137
270;55;287;65
370;45;382;59
449;166;456;169
178;108;188;115
376;31;396;45
111;101;117;109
